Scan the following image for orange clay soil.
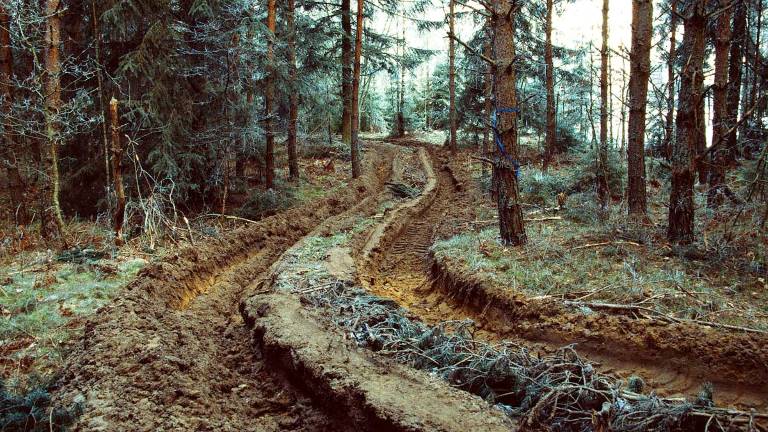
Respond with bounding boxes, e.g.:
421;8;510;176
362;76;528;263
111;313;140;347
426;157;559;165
359;143;768;413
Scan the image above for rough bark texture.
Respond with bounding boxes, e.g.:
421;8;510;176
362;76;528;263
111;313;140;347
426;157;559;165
1;5;29;225
708;0;732;208
626;0;652;216
264;0;276;189
350;0;363;178
492;0;526;246
543;0;555;170
287;0;299;181
669;0;706;245
396;15;406;138
42;0;65;240
109;99;126;246
341;0;352;144
726;1;746;161
664;1;677;161
448;0;457;153
596;0;609;211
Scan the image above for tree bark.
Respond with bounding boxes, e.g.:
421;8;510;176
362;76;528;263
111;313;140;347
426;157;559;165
483;22;492;181
726;0;747;161
350;0;363;178
264;0;276;189
543;0;556;170
708;0;732;208
669;0;706;245
1;4;29;225
596;0;610;212
341;0;352;144
448;0;457;153
110;99;126;246
664;0;677;161
492;0;526;246
287;0;299;181
626;0;652;216
396;13;406;137
42;0;65;240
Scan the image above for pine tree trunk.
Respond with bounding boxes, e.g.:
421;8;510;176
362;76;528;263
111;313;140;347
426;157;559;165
341;0;352;144
1;4;29;225
287;0;299;181
626;0;652;216
42;0;65;240
543;0;555;170
596;0;610;212
110;99;126;246
664;0;677;161
448;0;457;153
708;0;732;208
397;14;406;137
727;1;747;161
483;23;492;181
350;0;363;178
669;0;706;245
492;0;526;246
264;0;276;189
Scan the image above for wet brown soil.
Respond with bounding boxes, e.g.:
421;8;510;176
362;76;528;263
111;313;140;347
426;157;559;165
54;145;396;431
360;144;768;414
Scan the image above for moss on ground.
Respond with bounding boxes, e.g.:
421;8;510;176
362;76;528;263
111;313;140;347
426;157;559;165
0;255;147;383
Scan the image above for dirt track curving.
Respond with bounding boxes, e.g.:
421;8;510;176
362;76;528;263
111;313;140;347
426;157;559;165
55;145;397;431
53;139;767;431
359;144;768;412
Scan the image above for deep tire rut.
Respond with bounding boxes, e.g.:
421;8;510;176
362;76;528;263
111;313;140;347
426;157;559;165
54;146;397;431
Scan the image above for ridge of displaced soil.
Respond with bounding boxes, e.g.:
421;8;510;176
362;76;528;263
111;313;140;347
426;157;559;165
359;145;768;413
54;145;396;431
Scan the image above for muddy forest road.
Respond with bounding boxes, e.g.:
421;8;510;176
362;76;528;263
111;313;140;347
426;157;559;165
55;139;767;431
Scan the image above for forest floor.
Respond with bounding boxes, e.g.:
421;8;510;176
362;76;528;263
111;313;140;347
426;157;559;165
2;136;767;430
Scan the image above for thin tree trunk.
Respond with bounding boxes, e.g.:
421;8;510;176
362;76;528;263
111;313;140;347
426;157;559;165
708;0;732;208
91;0;110;203
42;0;65;240
627;0;652;216
664;0;677;161
483;22;492;180
448;0;457;153
726;0;747;162
397;13;406;137
350;0;363;178
669;0;706;244
1;4;29;225
264;0;276;189
109;99;126;246
596;0;610;212
341;0;352;144
492;0;526;246
287;0;299;181
543;0;555;170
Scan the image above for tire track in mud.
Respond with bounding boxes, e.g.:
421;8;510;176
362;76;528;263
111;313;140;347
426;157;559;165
361;145;768;414
54;146;397;432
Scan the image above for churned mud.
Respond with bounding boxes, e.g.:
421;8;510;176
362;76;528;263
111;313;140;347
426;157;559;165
53;138;767;431
54;145;396;431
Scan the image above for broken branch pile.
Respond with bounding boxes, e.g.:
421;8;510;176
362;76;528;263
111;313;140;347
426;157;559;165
271;236;767;432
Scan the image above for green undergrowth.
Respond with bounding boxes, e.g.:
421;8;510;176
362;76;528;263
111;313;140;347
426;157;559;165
1;254;146;382
459;146;767;330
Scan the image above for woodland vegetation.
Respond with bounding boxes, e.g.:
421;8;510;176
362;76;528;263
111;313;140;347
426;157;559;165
1;0;768;430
